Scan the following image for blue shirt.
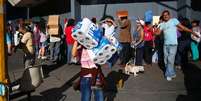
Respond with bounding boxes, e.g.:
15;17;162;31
159;18;179;45
6;32;12;44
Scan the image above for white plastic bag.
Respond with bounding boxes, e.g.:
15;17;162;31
152;51;158;63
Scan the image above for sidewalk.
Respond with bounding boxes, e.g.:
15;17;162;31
9;64;186;101
7;51;201;101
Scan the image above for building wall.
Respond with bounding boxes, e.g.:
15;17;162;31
81;1;178;21
80;1;177;32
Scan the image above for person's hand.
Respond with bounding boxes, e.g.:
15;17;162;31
130;41;135;48
134;43;139;47
193;32;200;38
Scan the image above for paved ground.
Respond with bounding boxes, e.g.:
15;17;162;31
7;50;201;101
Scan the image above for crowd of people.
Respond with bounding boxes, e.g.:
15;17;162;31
5;9;201;101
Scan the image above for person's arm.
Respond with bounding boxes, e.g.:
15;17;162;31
21;33;32;55
135;26;144;46
154;28;162;35
177;23;199;37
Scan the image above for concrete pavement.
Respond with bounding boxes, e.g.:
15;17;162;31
7;51;201;101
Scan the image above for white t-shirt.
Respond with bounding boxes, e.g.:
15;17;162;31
101;23;115;37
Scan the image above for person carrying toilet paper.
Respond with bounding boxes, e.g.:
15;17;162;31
79;45;105;101
100;16;119;68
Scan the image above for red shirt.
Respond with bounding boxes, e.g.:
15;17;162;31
143;25;154;41
65;26;75;45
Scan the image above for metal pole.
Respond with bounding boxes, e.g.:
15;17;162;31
27;7;30;19
0;0;8;101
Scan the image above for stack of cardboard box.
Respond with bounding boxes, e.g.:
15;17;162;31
47;15;60;35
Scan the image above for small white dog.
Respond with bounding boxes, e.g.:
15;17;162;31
125;63;139;77
125;60;144;77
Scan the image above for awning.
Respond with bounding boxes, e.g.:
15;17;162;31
8;0;47;7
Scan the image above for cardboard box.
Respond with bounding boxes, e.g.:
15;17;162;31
48;26;59;35
116;10;128;18
47;15;59;26
152;16;160;25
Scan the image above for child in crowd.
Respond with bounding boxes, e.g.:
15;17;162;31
38;30;48;59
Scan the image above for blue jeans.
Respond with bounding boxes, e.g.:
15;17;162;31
50;41;60;61
135;47;144;66
67;44;73;64
175;39;190;66
164;45;177;77
107;52;119;68
80;77;104;101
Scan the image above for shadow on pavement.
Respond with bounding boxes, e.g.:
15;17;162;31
104;69;129;101
42;62;66;78
176;63;201;101
18;71;80;101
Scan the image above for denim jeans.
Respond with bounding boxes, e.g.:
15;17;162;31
67;44;73;64
164;45;177;77
135;47;144;66
49;41;60;61
119;43;133;65
80;77;104;101
107;52;119;68
175;39;190;66
144;41;153;65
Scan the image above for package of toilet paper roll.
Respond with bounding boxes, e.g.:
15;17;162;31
106;35;122;51
87;37;117;65
72;18;102;49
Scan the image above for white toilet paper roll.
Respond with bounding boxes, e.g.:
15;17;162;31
73;18;92;35
87;48;111;65
72;18;102;49
94;57;107;65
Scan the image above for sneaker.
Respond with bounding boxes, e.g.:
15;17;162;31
37;56;41;59
166;77;172;81
41;56;47;59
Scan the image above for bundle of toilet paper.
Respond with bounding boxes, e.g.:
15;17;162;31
72;18;121;65
87;37;117;64
72;18;102;49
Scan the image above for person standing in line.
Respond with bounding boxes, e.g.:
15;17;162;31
19;25;35;68
48;25;61;63
6;24;13;55
33;24;40;57
100;16;118;68
143;21;155;68
38;29;48;59
156;10;199;81
117;16;132;66
191;20;201;61
65;18;75;65
132;20;145;69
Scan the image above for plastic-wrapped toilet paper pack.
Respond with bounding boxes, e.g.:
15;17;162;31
96;58;107;65
72;18;91;38
76;36;98;49
86;38;118;65
72;18;102;49
92;37;117;55
107;36;122;51
87;50;107;65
